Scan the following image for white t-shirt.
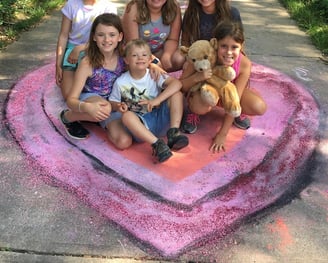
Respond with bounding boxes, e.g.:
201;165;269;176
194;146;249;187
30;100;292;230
62;0;117;45
109;69;168;114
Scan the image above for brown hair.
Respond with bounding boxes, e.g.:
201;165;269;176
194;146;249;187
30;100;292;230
181;0;232;46
213;20;245;45
87;13;123;68
125;0;178;25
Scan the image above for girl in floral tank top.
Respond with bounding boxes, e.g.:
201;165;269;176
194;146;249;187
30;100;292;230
83;57;125;97
60;13;133;147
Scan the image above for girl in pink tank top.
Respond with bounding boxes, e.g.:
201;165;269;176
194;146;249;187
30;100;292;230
180;20;267;153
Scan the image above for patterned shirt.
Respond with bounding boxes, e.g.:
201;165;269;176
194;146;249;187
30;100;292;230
83;57;125;97
138;17;170;54
109;68;168;114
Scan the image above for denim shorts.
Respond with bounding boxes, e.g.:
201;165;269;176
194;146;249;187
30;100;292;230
79;92;121;129
136;100;170;139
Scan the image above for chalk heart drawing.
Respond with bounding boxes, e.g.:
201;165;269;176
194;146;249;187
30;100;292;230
6;62;319;257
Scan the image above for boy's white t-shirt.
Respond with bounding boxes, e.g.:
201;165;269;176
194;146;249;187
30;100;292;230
62;0;118;45
109;68;167;114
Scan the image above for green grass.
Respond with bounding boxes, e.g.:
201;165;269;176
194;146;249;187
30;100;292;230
279;0;328;55
0;0;65;50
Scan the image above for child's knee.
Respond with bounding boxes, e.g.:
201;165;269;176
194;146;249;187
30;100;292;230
255;99;267;115
107;126;132;150
114;135;132;150
122;111;134;123
188;91;212;115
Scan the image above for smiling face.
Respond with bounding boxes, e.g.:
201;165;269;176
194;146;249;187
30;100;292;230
197;0;216;13
93;23;123;54
216;36;243;66
124;43;152;72
146;0;167;10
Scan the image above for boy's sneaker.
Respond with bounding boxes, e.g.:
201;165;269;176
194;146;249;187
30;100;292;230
152;139;173;163
233;114;251;130
181;110;200;134
60;109;90;139
167;128;189;151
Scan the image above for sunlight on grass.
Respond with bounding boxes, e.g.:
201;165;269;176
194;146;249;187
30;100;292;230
0;0;65;50
279;0;328;55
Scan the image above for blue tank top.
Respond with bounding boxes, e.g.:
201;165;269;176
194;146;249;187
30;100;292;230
199;7;242;40
83;57;125;97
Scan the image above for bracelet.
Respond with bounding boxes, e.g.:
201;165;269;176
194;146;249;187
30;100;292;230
78;101;84;112
166;38;179;42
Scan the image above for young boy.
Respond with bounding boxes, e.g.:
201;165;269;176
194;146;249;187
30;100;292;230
108;39;189;163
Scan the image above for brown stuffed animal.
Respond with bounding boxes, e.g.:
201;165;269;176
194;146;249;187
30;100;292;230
180;39;241;117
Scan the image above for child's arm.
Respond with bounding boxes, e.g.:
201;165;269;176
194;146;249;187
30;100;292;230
109;101;128;113
66;58;91;111
139;77;182;112
121;2;139;43
160;2;182;70
108;80;128;113
149;62;166;81
234;54;251;98
55;15;71;86
179;60;212;93
67;43;87;64
210;114;234;152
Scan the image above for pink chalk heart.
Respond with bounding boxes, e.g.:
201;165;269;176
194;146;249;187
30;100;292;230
5;62;319;257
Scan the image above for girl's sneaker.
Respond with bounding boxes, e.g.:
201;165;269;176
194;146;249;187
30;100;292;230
181;110;200;134
60;109;90;139
233;114;251;130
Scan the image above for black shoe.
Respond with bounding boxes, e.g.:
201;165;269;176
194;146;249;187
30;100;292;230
181;110;200;134
152;138;172;163
233;114;251;130
60;109;90;139
167;127;189;151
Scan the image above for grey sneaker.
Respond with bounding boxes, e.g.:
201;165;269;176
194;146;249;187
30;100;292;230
233;114;251;130
60;109;90;139
167;128;189;151
151;138;172;163
181;110;200;134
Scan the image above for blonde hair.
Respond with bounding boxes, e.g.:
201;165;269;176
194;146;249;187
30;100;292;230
123;39;152;57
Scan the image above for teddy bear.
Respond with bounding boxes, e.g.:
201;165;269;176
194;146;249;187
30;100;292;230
180;39;241;117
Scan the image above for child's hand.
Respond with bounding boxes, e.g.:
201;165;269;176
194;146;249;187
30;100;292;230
68;47;80;64
139;99;160;112
198;68;212;81
88;101;111;121
118;102;128;113
149;63;166;81
160;53;172;71
55;66;63;87
209;132;226;153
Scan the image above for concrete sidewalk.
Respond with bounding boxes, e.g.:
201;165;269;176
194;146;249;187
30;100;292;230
0;0;327;262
